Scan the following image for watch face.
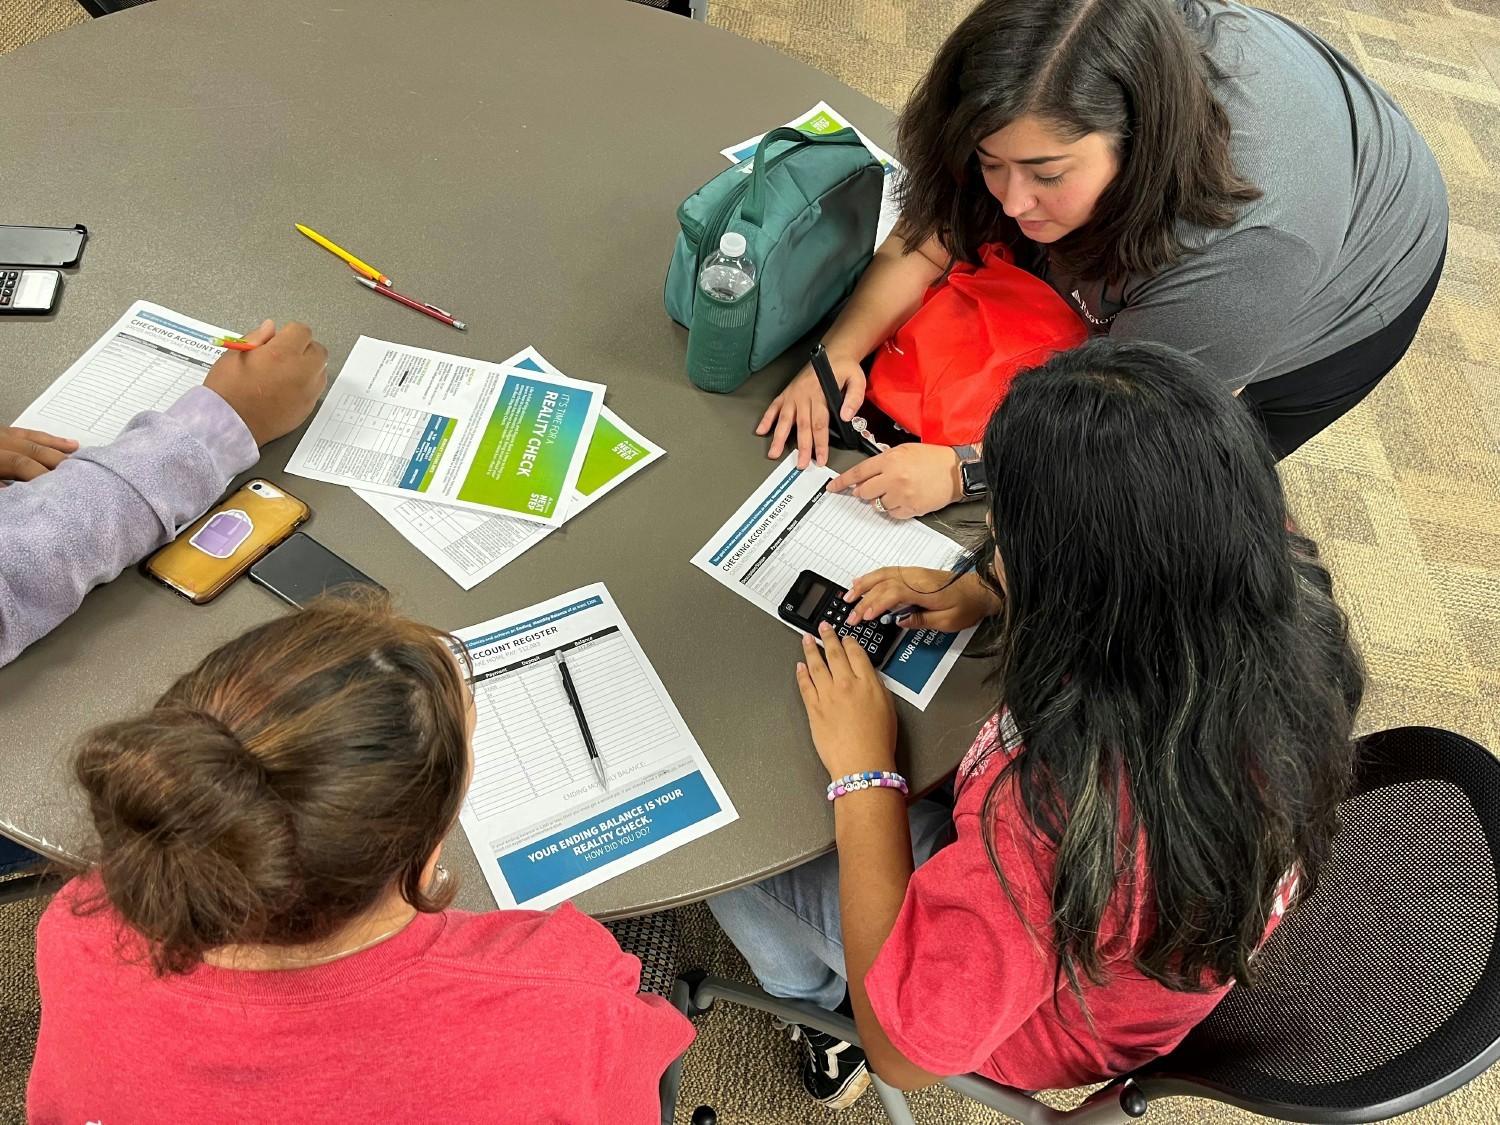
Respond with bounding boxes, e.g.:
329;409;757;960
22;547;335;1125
961;460;987;496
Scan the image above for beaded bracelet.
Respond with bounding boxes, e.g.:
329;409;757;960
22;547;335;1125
827;771;909;802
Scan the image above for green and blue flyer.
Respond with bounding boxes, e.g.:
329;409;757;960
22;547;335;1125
287;337;605;527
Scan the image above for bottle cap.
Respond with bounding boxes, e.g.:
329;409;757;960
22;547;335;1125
719;232;747;258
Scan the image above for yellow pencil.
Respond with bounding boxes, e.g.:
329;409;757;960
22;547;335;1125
294;223;391;286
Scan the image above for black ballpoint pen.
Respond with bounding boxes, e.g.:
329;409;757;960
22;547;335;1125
557;653;608;791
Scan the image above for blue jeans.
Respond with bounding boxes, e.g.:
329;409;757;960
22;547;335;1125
0;835;43;877
708;799;956;1011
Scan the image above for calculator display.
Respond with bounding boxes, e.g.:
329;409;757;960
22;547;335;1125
778;569;901;670
794;582;828;620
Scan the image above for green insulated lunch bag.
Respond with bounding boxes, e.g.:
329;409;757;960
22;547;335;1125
665;126;883;393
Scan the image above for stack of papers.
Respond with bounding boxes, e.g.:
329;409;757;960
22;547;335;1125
286;339;663;588
11;303;661;592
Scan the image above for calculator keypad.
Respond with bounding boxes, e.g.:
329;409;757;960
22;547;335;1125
820;593;898;664
0;270;16;307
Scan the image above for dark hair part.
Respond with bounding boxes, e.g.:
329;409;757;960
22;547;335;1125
972;338;1363;997
896;0;1261;280
73;591;471;974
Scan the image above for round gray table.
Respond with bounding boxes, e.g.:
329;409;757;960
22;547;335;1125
0;0;990;917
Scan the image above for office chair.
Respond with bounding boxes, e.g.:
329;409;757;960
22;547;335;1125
665;726;1500;1124
75;0;155;16
625;0;706;17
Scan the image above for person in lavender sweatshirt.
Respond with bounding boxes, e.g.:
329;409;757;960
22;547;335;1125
0;319;328;667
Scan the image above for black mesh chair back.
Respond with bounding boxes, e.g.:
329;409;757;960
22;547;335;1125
77;0;157;15
1135;726;1500;1123
625;0;696;12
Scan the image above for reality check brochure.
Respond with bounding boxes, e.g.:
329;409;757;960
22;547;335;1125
287;338;604;528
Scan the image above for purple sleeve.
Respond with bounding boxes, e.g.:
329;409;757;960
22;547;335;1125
0;387;258;667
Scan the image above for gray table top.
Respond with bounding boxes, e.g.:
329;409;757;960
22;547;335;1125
0;0;991;918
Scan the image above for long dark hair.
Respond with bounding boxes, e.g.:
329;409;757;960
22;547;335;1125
72;592;471;974
896;0;1261;280
973;338;1363;997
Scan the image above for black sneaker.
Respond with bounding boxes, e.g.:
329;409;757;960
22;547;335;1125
777;1019;871;1110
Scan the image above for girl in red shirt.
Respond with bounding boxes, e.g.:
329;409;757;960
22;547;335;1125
28;595;691;1125
709;336;1364;1109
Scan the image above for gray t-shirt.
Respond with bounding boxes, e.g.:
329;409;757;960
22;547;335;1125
1028;2;1448;389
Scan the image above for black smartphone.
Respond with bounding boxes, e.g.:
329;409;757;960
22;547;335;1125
248;533;384;608
811;344;865;450
811;344;920;454
778;569;901;669
0;224;87;268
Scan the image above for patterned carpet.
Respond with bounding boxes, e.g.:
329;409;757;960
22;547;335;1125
3;1;1498;1123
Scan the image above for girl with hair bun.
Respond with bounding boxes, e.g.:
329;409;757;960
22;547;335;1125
27;592;691;1124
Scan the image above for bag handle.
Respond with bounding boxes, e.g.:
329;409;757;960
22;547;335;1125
741;126;869;228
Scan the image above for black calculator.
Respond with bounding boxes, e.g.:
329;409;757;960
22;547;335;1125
778;569;901;669
0;269;61;315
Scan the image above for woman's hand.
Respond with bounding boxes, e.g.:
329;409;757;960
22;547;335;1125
797;623;898;782
829;443;962;519
0;427;78;483
757;352;867;469
843;568;1001;632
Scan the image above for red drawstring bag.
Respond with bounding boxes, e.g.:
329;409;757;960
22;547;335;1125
865;242;1089;445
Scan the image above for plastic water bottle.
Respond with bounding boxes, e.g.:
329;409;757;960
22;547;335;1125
698;232;756;300
686;232;760;393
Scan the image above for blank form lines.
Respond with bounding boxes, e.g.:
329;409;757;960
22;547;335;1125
389;498;544;576
745;491;954;604
37;333;210;442
464;633;676;820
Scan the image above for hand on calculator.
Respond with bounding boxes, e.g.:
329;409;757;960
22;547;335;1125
796;624;898;782
779;570;902;669
843;567;1002;633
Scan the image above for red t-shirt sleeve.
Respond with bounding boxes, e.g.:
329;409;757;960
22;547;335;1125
509;902;696;1058
864;809;1057;1076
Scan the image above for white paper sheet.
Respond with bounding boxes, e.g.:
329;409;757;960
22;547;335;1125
286;338;604;527
457;583;737;909
12;301;234;446
720;101;904;252
692;456;974;710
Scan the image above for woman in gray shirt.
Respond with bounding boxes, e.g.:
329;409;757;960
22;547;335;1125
759;0;1447;517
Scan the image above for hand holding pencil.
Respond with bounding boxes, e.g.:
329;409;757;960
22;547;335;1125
203;319;330;446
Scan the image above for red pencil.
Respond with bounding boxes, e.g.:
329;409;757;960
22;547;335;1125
353;273;466;330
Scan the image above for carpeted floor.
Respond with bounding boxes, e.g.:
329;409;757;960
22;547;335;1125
3;1;1498;1123
0;0;84;52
